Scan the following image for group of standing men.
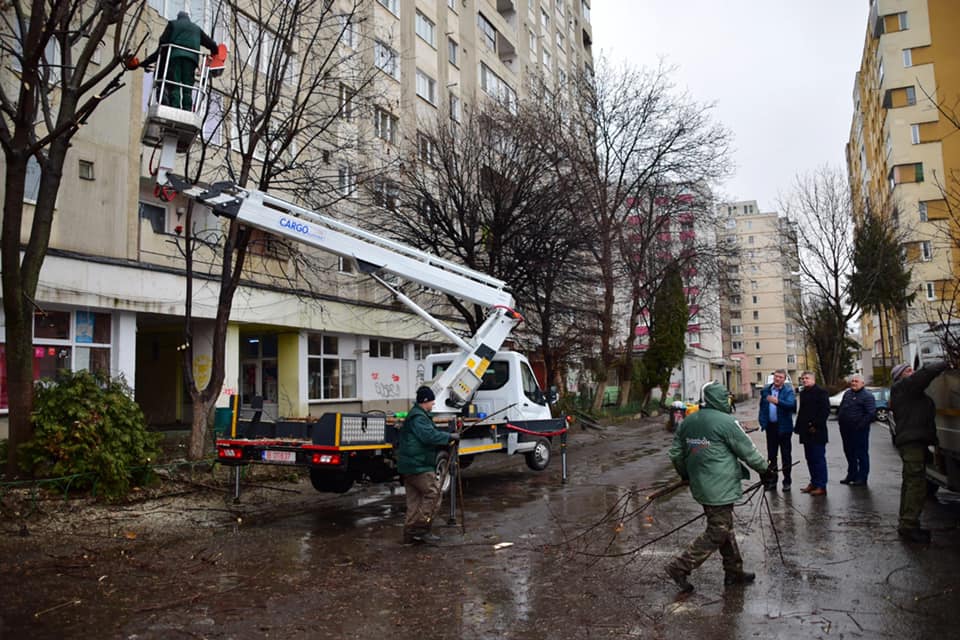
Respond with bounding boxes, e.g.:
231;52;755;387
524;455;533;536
667;361;950;593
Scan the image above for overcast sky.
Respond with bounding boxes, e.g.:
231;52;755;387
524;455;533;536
591;1;868;213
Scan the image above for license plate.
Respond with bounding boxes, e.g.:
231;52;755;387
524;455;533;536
262;450;296;463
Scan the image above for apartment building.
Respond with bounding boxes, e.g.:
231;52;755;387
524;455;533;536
847;0;960;377
718;200;804;397
0;0;594;435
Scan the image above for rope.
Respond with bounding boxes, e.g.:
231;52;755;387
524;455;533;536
503;422;569;438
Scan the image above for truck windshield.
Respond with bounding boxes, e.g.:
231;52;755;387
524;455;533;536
432;360;510;391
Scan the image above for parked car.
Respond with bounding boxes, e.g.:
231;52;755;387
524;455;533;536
828;386;889;423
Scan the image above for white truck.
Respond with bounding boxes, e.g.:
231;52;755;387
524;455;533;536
142;42;568;499
169;182;569;496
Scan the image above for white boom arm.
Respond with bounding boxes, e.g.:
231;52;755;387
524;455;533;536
172;179;522;411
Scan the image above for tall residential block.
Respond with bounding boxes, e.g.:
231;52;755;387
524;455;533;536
0;1;594;435
847;0;960;376
718;201;804;397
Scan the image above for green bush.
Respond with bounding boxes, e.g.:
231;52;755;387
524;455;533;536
20;369;160;500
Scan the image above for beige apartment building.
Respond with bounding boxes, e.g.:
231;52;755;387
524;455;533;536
847;0;960;378
0;0;593;435
718;200;804;397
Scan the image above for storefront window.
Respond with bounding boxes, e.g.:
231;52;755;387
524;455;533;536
308;333;357;400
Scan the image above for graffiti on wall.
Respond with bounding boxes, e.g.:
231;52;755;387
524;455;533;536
371;371;402;399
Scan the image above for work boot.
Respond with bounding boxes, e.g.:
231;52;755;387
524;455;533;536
666;565;694;593
411;531;442;545
898;528;931;544
839;477;853;485
724;571;756;586
782;478;792;491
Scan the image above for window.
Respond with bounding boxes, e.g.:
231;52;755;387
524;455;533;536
416;11;436;47
377;0;399;16
374;40;400;80
926;282;936;300
24;156;41;203
78;160;94;181
415;69;437;104
369;339;405;359
898;12;908;29
911;124;920;144
543;48;552;70
755;342;761;350
374;107;398;144
414;343;450;360
731;341;743;352
878;58;884;86
902;49;912;68
2;310;114;408
448;0;457;9
418;133;435;165
919;201;928;221
338;15;359;49
755;357;762;366
541;8;549;30
752;310;759;320
203;91;224;145
921;240;932;261
787;354;796;365
750;280;758;290
753;326;760;335
338;83;354;119
528;28;537;55
752;295;758;304
139;201;167;234
448;38;459;66
581;1;591;23
730;311;741;319
891;162;924;186
747;235;754;244
732;325;742;336
906;86;917;105
478;13;497;51
449;92;461;122
556;30;565;51
338;166;356;197
308;334;357;400
372;177;399;211
479;63;517;113
731;295;741;305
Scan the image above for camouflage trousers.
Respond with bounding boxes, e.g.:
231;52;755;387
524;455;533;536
668;503;742;576
403;471;442;535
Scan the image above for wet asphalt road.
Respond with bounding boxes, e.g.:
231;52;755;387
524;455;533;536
4;408;960;639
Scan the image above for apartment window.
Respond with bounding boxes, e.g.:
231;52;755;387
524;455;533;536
891;162;924;186
752;295;758;304
753;326;760;335
752;310;759;320
528;28;537;55
478;13;497;51
902;49;912;68
374;40;400;80
731;295;741;305
377;0;399;16
747;235;754;244
416;11;436;47
415;342;450;360
479;62;517;113
448;0;456;9
541;8;549;30
374;107;398;144
921;240;932;261
448;38;459;66
582;1;591;23
750;280;758;290
926;282;936;300
139;201;167;234
787;354;796;365
23;156;41;203
919;201;928;222
756;372;762;383
417;133;436;165
905;86;917;105
372;177;399;211
415;69;437;105
338;15;358;49
308;334;357;400
338;83;354;119
732;325;742;336
338;166;356;197
731;341;743;352
878;58;884;85
911;124;920;144
755;357;762;367
449;92;461;122
556;30;565;51
755;342;761;350
543;48;552;70
369;339;405;359
898;12;908;29
78;160;95;180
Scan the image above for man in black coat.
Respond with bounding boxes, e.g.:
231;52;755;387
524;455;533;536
794;371;830;496
890;361;949;543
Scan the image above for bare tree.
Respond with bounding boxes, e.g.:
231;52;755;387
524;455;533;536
165;0;379;459
1;0;145;475
558;58;732;410
778;166;859;387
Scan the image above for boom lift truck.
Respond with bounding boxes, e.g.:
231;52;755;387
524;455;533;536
140;48;570;499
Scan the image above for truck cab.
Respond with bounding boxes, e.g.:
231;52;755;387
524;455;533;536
426;351;553;422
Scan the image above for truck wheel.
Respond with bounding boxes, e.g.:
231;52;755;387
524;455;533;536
525;438;551;471
309;469;354;494
435;450;452;494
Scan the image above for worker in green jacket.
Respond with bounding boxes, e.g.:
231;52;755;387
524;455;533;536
397;386;460;545
666;382;773;593
139;11;219;110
